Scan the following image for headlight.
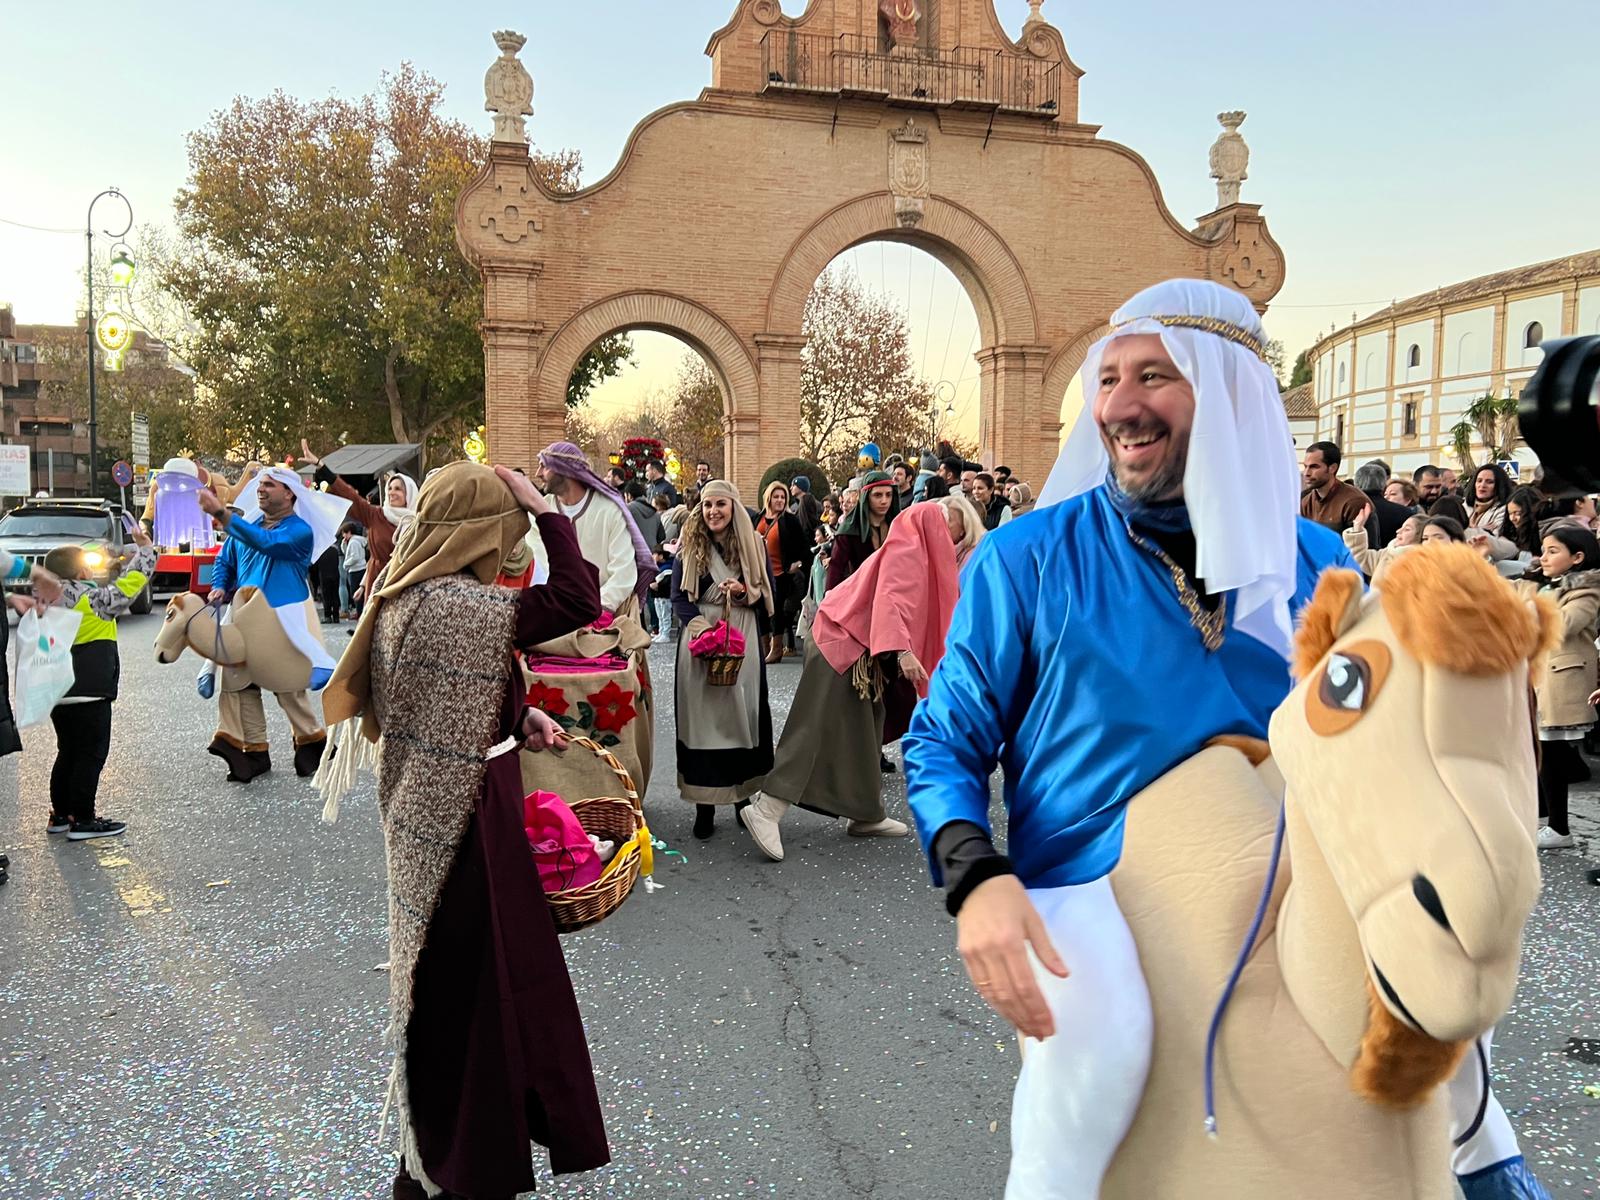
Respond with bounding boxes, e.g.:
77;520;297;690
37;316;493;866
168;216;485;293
82;549;107;569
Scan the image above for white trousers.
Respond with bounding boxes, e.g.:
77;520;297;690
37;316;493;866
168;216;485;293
1005;879;1522;1198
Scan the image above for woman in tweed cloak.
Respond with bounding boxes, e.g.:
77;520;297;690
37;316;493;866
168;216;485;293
323;462;609;1200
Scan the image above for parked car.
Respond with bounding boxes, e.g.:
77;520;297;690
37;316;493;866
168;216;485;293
0;498;153;614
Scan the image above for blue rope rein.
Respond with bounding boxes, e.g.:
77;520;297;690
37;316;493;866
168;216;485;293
1203;800;1288;1138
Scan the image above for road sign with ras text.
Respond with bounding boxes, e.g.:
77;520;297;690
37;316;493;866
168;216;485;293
130;413;150;467
0;445;31;496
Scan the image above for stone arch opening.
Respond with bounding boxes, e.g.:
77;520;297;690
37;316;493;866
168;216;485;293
531;291;758;474
806;239;984;466
765;192;1037;347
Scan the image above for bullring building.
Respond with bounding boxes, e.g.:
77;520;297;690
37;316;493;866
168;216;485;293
1305;249;1600;477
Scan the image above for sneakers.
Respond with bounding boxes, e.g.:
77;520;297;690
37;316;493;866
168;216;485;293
1536;825;1574;850
46;813;71;835
67;817;126;841
739;793;788;861
847;817;910;838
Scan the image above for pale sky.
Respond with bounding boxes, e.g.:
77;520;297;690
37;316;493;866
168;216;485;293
3;0;1595;434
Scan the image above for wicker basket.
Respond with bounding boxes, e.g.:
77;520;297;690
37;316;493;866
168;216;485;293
544;734;650;934
700;596;745;688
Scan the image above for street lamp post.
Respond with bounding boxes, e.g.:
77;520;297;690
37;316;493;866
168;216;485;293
930;380;956;449
85;187;133;497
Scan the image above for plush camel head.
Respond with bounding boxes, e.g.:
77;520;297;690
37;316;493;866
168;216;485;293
154;592;206;664
1269;544;1555;1106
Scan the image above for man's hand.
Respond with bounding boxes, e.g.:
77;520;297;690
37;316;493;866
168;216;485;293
206;587;226;605
197;488;226;518
956;874;1069;1040
522;707;566;753
299;439;321;466
496;464;551;517
27;566;62;606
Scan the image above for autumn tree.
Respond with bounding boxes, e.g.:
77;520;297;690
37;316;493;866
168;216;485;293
662;352;726;475
31;327;196;479
164;64;624;466
800;268;934;480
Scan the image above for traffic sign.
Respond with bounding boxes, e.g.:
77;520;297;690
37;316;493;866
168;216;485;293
112;460;134;487
130;413;150;467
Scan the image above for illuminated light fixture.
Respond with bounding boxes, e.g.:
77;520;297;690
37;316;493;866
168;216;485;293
104;347;126;373
108;243;136;288
463;424;488;464
82;548;107;569
95;311;132;353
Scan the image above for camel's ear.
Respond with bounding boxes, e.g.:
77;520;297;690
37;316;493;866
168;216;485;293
1293;569;1365;681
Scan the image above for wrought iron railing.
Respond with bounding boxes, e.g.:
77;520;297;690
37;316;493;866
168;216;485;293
760;31;1061;117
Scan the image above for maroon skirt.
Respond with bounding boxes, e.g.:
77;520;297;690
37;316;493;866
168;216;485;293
403;749;610;1197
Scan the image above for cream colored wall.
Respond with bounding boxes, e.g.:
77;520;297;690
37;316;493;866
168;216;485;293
1443;306;1493;375
1504;292;1562;369
1579;285;1600;336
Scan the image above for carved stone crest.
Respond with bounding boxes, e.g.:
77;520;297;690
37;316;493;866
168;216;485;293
479;179;543;245
888;118;930;228
485;30;534;144
1208;111;1249;208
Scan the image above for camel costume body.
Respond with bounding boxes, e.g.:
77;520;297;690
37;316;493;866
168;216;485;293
1033;547;1549;1199
154;589;326;697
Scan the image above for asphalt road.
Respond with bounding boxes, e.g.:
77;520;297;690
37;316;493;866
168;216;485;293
0;614;1595;1199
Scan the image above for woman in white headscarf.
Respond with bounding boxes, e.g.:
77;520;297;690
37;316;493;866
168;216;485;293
300;440;418;600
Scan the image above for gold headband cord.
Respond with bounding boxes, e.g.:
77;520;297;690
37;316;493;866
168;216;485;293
1113;314;1267;361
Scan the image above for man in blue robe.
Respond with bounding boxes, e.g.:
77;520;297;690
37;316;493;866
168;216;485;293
904;280;1548;1200
199;466;350;783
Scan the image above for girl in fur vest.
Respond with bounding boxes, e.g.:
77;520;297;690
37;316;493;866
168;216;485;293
1516;523;1600;849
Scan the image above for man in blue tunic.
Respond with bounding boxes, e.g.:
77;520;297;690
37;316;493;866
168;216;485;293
199;466;350;783
903;280;1548;1200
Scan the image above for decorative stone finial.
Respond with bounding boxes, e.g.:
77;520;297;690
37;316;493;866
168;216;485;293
1026;0;1045;25
485;30;534;144
1208;111;1249;207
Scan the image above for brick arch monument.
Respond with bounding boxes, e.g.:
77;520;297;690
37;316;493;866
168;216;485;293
455;1;1285;494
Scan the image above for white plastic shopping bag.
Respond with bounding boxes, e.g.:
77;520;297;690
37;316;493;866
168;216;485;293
14;606;83;728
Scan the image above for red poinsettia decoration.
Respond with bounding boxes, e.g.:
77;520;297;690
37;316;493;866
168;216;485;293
586;680;637;733
526;680;570;717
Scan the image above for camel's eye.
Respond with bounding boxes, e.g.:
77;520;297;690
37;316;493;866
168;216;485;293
1321;653;1368;711
1306;639;1392;735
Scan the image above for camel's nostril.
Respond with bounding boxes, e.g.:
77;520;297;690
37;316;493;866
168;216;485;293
1412;874;1450;932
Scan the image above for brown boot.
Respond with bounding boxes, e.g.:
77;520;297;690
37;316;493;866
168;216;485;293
764;635;784;665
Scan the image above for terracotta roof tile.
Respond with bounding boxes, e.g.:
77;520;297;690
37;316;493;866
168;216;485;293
1363;249;1600;325
1282;383;1316;418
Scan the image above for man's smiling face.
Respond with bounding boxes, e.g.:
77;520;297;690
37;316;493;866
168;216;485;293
1094;333;1195;503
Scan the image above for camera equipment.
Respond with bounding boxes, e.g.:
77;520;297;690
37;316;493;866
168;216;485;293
1519;335;1600;493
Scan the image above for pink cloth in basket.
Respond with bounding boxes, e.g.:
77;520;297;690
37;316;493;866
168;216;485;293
524;789;603;892
688;621;746;658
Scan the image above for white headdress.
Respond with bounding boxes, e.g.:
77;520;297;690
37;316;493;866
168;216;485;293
235;466;353;561
1038;279;1300;659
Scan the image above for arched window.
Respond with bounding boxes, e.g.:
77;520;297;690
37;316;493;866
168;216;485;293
1524;321;1544;349
1406;343;1421;368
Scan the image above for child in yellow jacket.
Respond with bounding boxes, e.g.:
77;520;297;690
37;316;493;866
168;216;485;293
38;526;155;841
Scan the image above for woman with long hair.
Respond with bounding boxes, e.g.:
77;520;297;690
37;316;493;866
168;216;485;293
754;480;808;663
1466;463;1513;535
741;503;966;862
671;481;776;841
827;471;895;587
1427;494;1471;527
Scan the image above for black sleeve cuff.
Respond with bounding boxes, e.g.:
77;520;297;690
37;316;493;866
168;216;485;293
932;819;1016;917
945;854;1016;917
314;464;337;486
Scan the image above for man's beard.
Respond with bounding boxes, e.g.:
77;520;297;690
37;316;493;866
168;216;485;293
1102;420;1189;503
